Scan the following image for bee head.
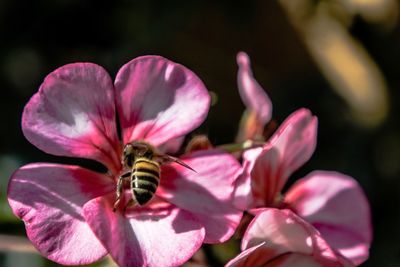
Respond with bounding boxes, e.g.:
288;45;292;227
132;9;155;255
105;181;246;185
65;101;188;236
126;141;155;160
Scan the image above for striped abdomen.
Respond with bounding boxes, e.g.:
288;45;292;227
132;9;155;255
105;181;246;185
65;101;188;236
131;157;160;205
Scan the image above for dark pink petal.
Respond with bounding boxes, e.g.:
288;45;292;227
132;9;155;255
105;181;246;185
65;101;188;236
227;208;353;267
237;51;272;126
285;171;372;265
115;55;211;147
83;194;205;267
22;63;121;173
7;163;114;265
158;149;243;243
250;108;317;207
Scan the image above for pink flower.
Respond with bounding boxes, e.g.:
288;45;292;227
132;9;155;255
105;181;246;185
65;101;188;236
233;108;372;265
236;52;273;142
226;209;354;267
8;56;243;267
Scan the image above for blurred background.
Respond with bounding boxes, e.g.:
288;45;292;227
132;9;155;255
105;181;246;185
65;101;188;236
0;0;399;266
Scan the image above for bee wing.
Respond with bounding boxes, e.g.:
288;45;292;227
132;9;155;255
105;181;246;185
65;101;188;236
131;142;151;152
156;154;197;173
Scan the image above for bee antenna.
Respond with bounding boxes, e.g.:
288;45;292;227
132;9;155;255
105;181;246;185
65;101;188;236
157;154;197;173
174;158;197;173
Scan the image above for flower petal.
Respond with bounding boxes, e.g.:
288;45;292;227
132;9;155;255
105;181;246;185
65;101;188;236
226;245;323;267
7;163;114;265
158;149;243;243
225;242;271;267
250;108;317;207
237;51;272;126
285;171;372;265
229;208;353;267
266;254;324;267
242;209;313;254
233;147;263;211
22;63;121;173
157;136;185;154
114;55;211;147
83;194;205;267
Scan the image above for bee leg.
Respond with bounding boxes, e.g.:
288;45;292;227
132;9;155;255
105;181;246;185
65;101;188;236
123;199;136;213
113;172;131;212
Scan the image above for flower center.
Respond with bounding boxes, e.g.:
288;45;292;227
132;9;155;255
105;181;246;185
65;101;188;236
113;141;160;212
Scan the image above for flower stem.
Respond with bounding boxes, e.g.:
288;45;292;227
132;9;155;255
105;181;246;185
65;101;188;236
217;140;265;153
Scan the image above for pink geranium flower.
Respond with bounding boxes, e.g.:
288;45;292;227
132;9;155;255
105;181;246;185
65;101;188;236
226;209;354;267
8;56;243;267
234;109;372;265
233;51;372;265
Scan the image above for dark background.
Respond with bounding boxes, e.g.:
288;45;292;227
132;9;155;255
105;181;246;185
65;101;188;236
0;1;399;266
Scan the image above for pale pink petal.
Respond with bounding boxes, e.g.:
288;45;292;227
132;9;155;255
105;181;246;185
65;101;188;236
7;163;114;265
83;194;205;267
225;242;271;267
242;209;314;254
266;254;323;267
237;51;272;126
157;136;185;154
285;171;372;265
228;209;353;267
115;55;211;147
158;149;243;243
272;253;353;267
233;147;263;210
250;108;317;207
226;244;352;267
22;63;121;173
226;247;322;267
249;145;281;207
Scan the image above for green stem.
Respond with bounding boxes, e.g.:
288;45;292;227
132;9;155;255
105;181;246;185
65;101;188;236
216;140;265;153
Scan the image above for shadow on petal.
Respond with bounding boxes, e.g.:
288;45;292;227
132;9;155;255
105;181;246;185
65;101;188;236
85;193;205;267
159;156;242;243
123;195;173;221
116;193;203;236
8;164;114;221
10;178;84;221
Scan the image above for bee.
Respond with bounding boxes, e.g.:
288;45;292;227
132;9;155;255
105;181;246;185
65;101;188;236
113;141;195;212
